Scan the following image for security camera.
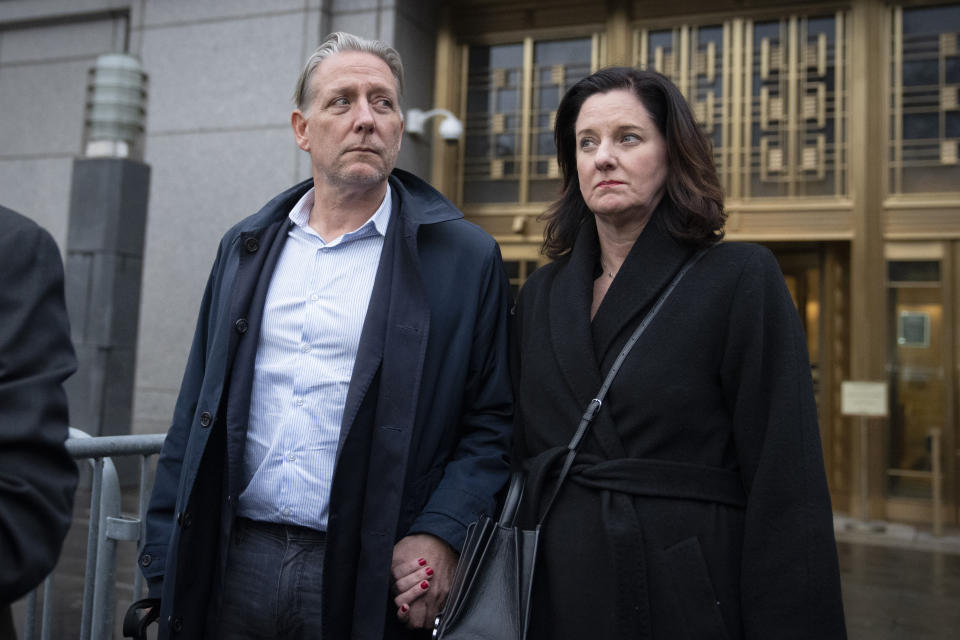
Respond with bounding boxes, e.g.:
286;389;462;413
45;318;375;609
438;116;463;141
405;108;463;142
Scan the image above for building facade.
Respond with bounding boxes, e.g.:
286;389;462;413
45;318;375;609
0;0;957;528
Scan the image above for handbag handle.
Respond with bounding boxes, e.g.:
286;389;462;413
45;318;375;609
498;471;526;527
536;246;709;526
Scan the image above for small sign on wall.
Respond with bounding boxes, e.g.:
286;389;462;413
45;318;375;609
841;381;889;417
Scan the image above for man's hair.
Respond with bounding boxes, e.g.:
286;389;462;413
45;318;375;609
293;32;405;112
541;67;726;258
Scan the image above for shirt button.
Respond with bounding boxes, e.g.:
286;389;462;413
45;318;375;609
287;453;296;462
282;507;292;516
310;293;320;301
296;398;304;407
301;344;311;353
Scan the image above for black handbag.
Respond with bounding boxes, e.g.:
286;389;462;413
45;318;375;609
433;247;709;640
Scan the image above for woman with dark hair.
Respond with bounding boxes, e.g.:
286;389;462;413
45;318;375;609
512;68;845;639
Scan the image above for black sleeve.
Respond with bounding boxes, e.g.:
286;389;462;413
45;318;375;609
0;210;78;603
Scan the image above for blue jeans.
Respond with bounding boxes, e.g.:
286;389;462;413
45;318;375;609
219;518;326;640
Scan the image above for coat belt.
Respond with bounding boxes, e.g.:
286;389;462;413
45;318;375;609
523;448;746;638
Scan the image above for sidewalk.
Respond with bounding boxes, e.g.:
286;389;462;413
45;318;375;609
835;513;960;555
836;515;960;640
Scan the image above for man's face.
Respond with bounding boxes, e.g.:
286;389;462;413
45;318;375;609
292;51;403;191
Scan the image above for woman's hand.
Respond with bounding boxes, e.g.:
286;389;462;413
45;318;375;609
390;533;458;629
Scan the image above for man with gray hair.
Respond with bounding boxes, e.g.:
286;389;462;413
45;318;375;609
138;32;512;639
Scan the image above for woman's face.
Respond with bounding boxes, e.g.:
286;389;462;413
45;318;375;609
575;89;668;225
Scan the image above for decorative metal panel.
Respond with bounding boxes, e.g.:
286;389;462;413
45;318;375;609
462;37;594;205
890;4;960;194
636;13;848;200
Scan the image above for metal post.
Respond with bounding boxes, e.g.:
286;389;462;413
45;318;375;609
20;430;166;639
40;573;54;640
134;455;150;599
931;428;942;537
859;415;870;520
23;589;38;640
91;455;121;640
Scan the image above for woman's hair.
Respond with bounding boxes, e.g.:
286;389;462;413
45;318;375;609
541;67;725;258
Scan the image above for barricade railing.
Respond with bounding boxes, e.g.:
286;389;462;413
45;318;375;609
21;429;166;640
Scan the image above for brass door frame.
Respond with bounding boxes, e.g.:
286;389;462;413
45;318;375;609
883;241;957;525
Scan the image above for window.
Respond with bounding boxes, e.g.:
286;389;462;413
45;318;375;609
636;13;849;199
461;36;596;208
889;4;960;194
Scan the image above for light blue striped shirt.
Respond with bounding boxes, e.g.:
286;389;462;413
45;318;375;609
237;184;392;530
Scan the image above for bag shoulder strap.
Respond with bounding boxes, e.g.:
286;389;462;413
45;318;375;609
536;246;710;526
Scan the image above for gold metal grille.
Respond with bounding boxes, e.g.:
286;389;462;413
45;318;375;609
635;13;849;200
889;4;960;194
461;36;596;206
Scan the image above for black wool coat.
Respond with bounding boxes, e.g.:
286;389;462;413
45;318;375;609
0;207;77;620
512;208;846;639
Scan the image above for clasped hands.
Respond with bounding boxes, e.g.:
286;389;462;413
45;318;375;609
390;533;458;629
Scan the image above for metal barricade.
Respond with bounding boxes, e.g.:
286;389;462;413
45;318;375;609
21;429;166;640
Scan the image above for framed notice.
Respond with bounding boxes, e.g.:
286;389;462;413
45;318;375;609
841;381;889;417
897;311;930;348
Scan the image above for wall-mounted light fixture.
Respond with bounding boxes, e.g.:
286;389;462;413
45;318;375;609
83;53;148;159
405;108;463;141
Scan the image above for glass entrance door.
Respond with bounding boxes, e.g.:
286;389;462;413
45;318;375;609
884;243;954;526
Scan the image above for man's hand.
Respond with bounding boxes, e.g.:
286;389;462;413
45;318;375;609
391;533;458;629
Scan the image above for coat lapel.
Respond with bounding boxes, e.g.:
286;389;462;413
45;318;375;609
548;218;604;417
590;203;694;365
548;204;693;461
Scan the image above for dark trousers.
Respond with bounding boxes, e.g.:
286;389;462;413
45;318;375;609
219;518;326;640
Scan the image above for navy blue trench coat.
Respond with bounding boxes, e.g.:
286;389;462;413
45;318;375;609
140;169;513;639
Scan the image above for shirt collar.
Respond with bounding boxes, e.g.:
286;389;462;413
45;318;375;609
287;183;392;244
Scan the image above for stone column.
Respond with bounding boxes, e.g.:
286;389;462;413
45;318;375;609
63;158;150;439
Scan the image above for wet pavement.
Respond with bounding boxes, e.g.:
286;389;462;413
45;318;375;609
10;506;960;639
839;541;960;639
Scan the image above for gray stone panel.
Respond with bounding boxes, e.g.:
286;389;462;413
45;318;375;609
0;157;73;249
133;126;296;414
99;345;137;437
0;15;121;63
0;0;129;23
377;8;395;43
66;158;150;254
397;0;438;30
393;6;437;180
66;251;144;346
0;60;90;156
133;388;178;436
139;13;309;133
329;10;379;40
140;0;321;26
64;343;107;435
332;0;391;11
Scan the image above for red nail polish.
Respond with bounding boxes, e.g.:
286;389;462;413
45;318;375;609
425;567;434;577
420;580;429;589
400;604;408;613
417;558;427;566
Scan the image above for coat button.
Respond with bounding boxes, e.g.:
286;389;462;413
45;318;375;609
199;411;212;427
171;616;183;632
244;236;259;253
139;553;152;567
176;511;192;528
235;318;248;334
